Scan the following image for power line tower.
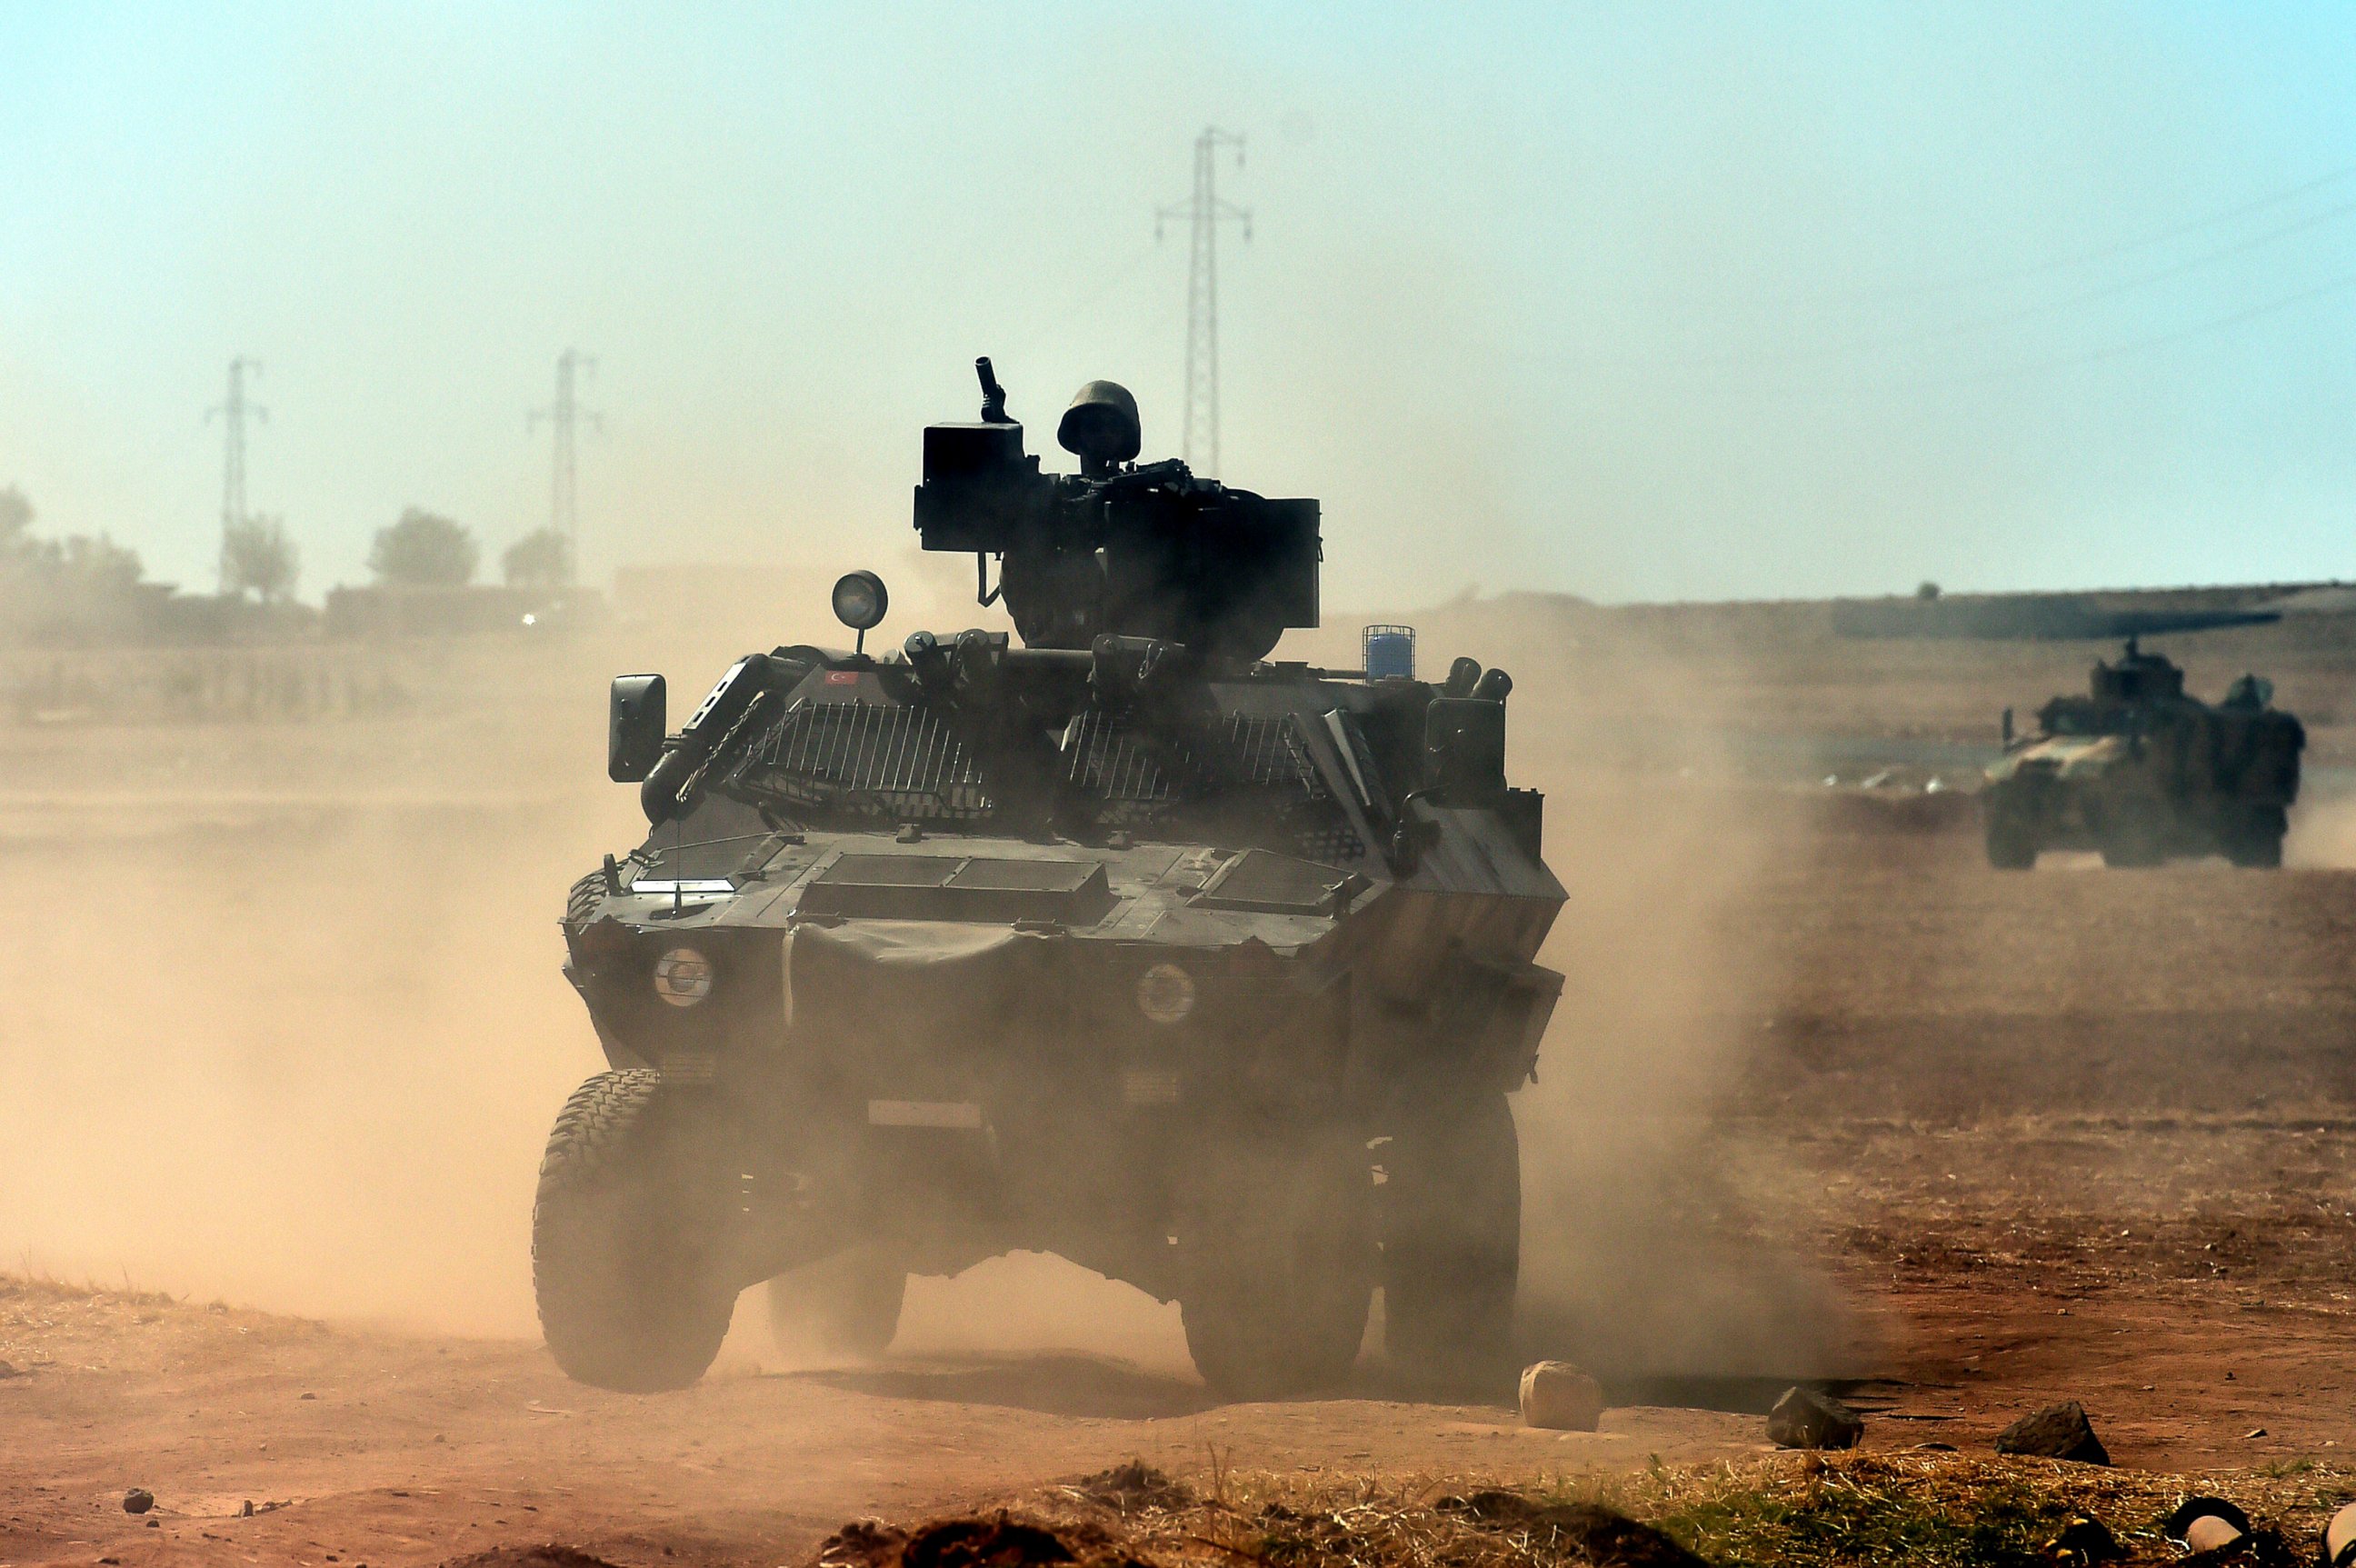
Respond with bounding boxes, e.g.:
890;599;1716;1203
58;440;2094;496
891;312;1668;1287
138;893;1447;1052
1157;127;1250;474
528;349;599;585
206;355;265;584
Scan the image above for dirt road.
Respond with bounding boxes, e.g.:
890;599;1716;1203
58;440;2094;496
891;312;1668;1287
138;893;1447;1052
6;618;2356;1564
0;1276;1774;1568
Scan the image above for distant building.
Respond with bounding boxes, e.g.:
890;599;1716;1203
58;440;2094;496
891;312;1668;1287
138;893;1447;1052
324;584;602;639
612;564;836;625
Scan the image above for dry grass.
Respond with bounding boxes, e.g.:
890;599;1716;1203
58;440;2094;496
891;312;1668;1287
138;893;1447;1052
983;1454;2356;1568
0;1264;179;1310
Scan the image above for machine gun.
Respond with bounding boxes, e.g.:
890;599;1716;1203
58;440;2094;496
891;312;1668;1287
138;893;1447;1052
913;358;1321;664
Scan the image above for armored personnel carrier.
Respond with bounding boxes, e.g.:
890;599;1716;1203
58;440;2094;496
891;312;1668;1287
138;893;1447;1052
1982;638;2303;869
534;361;1565;1399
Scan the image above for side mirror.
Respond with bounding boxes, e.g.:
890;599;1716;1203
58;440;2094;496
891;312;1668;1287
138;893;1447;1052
609;674;666;783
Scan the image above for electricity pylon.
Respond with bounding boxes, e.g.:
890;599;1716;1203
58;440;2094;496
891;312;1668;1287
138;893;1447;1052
528;349;600;585
1157;128;1249;474
206;355;265;586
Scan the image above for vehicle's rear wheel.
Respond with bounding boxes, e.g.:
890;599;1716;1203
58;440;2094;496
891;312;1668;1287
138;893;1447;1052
533;1069;739;1393
2097;803;2168;868
1177;1123;1374;1401
765;1243;907;1358
1383;1092;1521;1393
2221;805;2287;868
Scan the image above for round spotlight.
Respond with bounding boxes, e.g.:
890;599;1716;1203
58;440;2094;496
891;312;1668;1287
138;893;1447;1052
1135;962;1197;1025
654;946;715;1008
831;570;889;634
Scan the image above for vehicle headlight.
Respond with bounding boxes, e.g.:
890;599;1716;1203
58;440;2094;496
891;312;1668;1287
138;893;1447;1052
1135;962;1196;1025
654;946;715;1008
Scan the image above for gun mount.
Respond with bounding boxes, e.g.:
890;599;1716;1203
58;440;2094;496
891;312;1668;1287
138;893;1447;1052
913;358;1320;664
2087;635;2187;704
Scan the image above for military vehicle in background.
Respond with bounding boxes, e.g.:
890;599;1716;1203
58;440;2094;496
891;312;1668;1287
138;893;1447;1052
532;360;1566;1400
1982;638;2303;869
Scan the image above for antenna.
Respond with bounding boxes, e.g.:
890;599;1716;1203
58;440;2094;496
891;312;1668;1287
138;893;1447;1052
1156;127;1250;475
205;356;266;589
528;349;601;585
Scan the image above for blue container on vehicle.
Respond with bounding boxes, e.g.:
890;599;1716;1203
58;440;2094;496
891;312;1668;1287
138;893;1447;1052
1363;624;1416;681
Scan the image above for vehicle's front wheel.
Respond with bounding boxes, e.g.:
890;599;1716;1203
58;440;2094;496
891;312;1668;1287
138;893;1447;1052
765;1243;907;1358
1383;1092;1522;1393
533;1069;739;1393
1177;1124;1374;1401
1983;800;2040;870
2221;805;2287;868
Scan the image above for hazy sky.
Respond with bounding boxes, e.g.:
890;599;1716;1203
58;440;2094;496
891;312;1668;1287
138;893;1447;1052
8;3;2356;608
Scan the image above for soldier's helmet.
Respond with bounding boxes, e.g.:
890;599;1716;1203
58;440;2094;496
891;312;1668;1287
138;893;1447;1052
1057;380;1142;471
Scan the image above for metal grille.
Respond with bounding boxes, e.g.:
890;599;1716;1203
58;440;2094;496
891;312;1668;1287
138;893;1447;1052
729;699;1362;857
1061;712;1330;802
1061;711;1169;801
731;700;992;818
1292;816;1366;863
1063;710;1358;859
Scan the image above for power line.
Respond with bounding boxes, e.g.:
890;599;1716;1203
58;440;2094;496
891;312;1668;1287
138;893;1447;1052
1674;194;2356;372
1832;161;2356;301
205;355;265;590
1909;195;2356;344
1892;259;2356;392
1157;127;1249;474
528;349;599;585
1005;240;1164;365
1736;261;2356;399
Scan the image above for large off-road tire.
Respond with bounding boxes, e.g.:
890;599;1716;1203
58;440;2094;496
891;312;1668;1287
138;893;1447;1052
1982;796;2040;870
1383;1092;1522;1394
2221;805;2287;868
765;1243;907;1359
533;1070;738;1393
2097;803;2168;868
1177;1124;1375;1401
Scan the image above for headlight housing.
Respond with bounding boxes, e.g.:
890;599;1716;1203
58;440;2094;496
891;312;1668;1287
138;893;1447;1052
654;946;715;1008
1135;962;1196;1025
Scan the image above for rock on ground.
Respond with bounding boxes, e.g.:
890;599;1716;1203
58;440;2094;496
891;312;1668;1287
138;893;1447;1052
1766;1386;1863;1450
1994;1401;2110;1465
1519;1361;1605;1432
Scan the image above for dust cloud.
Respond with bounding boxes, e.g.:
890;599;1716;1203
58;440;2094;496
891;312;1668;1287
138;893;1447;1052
0;596;1861;1383
1512;778;1859;1383
1291;599;1868;1385
0;647;622;1333
2285;788;2356;869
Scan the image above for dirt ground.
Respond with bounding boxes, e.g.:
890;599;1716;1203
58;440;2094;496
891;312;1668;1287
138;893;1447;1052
5;606;2356;1566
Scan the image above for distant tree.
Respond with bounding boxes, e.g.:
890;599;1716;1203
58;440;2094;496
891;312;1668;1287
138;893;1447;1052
221;514;299;603
502;527;572;590
53;533;145;596
369;507;477;587
0;487;32;550
0;512;146;644
1916;580;1942;601
0;484;171;644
